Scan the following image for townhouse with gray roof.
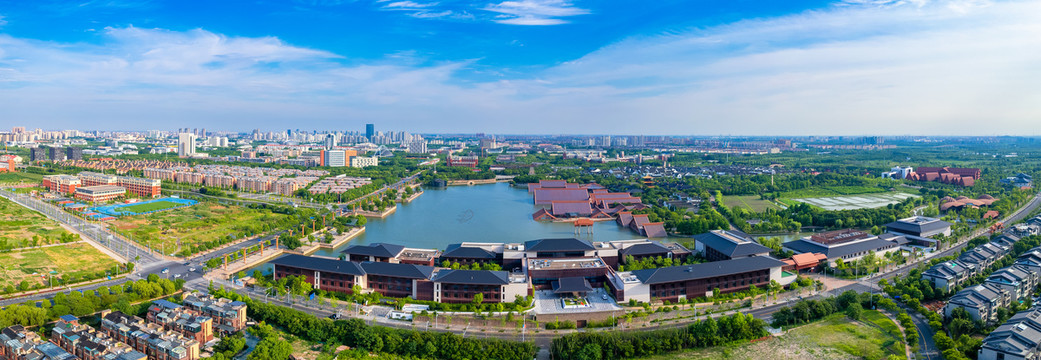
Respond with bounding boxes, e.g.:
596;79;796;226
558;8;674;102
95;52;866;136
922;260;973;292
945;283;1011;323
986;264;1039;304
979;307;1041;360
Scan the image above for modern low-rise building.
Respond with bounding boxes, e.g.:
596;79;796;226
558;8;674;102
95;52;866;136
885;216;953;247
783;229;906;267
609;256;788;303
430;269;527;304
75;185;127;202
42;174;81;194
693;230;772;261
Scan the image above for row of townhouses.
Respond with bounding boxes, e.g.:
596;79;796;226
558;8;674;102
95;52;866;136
0;294;246;360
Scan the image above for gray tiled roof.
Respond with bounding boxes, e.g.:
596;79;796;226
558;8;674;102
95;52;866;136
884;216;952;236
441;245;498;259
524;238;595;252
340;243;405;258
631;256;785;284
693;230;771;258
269;254;366;276
783;236;900;260
360;261;435;279
982;308;1041;357
431;269;509;285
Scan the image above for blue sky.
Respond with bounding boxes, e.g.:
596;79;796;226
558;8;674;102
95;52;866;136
0;0;1039;135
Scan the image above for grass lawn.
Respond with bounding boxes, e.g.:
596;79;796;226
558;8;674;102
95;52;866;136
118;200;184;214
109;201;290;255
0;172;43;184
0;196;71;248
0;242;120;289
638;312;906;360
723;195;783;212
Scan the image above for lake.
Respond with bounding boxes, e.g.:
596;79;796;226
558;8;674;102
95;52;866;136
246;183;645;274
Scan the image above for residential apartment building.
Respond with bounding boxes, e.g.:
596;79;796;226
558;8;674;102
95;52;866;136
349;156;378;168
100;310;200;360
146;300;214;344
177;133;196;158
0;324;76;360
51;315;147;360
180;294;248;335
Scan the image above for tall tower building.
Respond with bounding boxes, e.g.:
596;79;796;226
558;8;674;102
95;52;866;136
366;124;375;141
325;134;337;150
178;133;197;157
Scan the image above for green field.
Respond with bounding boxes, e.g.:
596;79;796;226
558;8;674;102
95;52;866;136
119;200;183;214
780;186;888;199
0;242;120;289
723;195;783;212
110;201;290;255
638;312;906;360
0;196;73;249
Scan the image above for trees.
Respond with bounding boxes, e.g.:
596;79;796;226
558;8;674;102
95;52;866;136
550;313;767;360
845;302;863;320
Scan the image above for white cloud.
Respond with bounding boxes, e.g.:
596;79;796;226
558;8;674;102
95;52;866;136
0;15;7;28
483;0;589;25
0;0;1039;135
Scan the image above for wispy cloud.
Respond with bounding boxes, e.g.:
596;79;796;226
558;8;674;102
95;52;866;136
483;0;589;25
0;15;7;28
381;1;439;9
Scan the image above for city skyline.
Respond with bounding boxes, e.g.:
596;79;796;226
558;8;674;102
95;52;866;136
1;0;1039;135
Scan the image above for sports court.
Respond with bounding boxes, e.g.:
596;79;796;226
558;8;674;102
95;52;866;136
90;197;198;217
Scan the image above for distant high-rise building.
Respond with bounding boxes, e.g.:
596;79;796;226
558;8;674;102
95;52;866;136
178;133;197;157
325;134;337;150
66;147;83;160
11;127;25;134
366;124;374;141
48;147;67;161
30;147;47;162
